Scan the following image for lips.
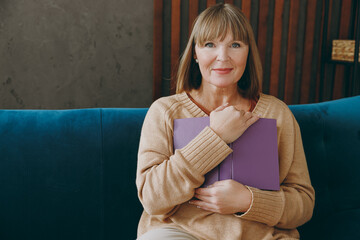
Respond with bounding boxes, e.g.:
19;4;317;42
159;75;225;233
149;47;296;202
212;68;233;74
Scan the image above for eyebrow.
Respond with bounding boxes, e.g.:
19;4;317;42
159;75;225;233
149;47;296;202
203;39;245;44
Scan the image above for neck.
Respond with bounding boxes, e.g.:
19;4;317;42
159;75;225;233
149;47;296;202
189;84;249;113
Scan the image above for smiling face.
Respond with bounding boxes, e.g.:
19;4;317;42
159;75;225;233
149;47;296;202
194;32;249;90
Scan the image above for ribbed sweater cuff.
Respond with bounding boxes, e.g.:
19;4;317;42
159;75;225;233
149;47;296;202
179;126;232;175
236;186;285;226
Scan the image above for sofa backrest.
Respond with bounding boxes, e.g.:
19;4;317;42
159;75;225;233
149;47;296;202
1;96;359;240
0;108;147;240
289;96;360;239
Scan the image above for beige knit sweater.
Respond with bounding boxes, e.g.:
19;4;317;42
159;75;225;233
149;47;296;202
136;92;315;240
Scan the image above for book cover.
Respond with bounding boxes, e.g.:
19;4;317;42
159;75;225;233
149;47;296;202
173;117;280;190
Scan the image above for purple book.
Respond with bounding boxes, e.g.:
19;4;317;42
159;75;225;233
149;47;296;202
173;117;280;191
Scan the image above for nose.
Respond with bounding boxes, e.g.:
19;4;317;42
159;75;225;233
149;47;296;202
216;46;230;61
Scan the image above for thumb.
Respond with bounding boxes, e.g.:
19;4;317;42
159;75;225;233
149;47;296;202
212;102;229;113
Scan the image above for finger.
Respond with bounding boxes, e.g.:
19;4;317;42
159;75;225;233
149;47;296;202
189;200;217;212
195;187;214;196
212;102;229;113
194;193;213;202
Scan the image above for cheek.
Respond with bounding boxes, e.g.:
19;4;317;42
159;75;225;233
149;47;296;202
198;60;212;74
235;56;248;70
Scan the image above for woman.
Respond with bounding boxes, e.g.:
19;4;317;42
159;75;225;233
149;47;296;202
136;3;315;240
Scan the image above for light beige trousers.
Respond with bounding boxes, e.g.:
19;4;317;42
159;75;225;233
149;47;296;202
137;227;199;240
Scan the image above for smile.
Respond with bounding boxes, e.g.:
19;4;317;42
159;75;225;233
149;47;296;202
212;68;233;74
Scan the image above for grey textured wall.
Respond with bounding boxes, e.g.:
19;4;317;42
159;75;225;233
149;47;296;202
0;0;153;109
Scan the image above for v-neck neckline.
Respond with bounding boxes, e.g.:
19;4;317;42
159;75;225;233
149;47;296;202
179;92;265;117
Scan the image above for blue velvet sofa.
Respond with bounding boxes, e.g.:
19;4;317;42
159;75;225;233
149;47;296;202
1;96;359;240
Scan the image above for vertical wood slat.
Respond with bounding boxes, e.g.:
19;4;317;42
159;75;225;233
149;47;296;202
257;1;269;70
241;0;251;21
308;0;323;103
277;0;290;100
199;0;208;13
224;0;234;4
284;0;300;104
189;0;199;34
323;0;342;101
170;0;181;94
353;0;360;96
262;0;275;94
333;0;352;99
233;0;242;8
153;0;163;100
319;0;337;102
249;0;259;40
292;0;307;103
207;0;217;7
180;0;189;54
269;0;284;97
317;0;328;102
257;0;269;92
300;0;317;103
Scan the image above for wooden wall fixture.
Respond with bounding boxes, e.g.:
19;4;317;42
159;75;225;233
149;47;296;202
153;0;360;104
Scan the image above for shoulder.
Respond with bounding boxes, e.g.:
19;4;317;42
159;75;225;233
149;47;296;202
144;93;188;126
147;94;184;117
257;93;296;127
259;93;290;112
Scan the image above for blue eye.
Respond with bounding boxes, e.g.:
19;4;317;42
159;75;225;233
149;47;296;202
231;43;241;48
205;42;215;48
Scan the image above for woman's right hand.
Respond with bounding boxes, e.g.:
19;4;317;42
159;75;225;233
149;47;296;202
210;103;260;143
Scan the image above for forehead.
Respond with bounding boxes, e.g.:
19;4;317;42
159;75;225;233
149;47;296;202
208;32;241;42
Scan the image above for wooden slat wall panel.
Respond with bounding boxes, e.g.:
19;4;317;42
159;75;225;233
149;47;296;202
300;0;317;103
269;0;284;97
154;0;360;104
333;0;352;99
198;0;208;13
189;0;199;32
323;0;341;101
308;0;324;103
352;0;360;95
180;0;190;55
249;0;259;40
263;0;275;94
241;0;251;21
292;0;307;104
257;0;269;91
277;0;291;101
207;0;216;7
233;0;242;8
170;0;181;94
284;0;300;104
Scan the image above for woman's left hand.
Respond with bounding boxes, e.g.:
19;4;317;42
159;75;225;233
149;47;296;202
189;180;252;214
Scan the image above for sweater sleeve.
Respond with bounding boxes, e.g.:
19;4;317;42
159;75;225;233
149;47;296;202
237;110;315;229
136;100;232;218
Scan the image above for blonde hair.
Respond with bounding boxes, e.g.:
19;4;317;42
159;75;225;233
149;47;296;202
176;3;262;100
